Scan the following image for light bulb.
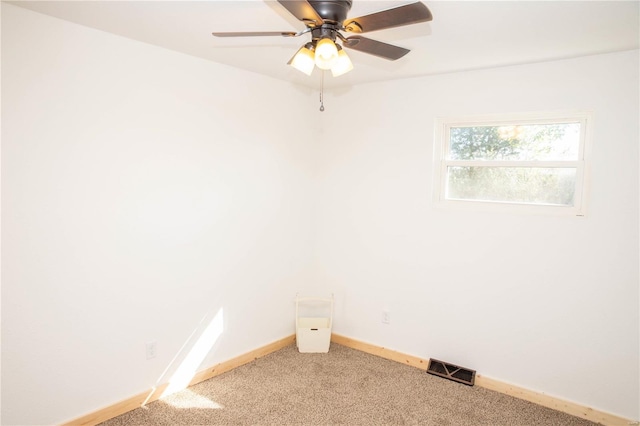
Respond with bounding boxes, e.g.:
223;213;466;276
315;38;339;70
331;48;353;77
288;44;315;76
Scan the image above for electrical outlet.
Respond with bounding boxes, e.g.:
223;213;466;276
382;310;391;324
146;341;157;360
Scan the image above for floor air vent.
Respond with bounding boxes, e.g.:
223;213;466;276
427;359;476;386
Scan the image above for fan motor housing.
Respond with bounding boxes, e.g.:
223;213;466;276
309;0;353;23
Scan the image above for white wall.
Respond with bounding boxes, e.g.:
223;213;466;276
318;50;639;420
1;4;316;425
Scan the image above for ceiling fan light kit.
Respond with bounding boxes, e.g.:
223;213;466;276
331;47;354;77
315;37;339;70
213;0;433;77
288;43;316;76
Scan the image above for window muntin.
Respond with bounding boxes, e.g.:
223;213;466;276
435;112;591;215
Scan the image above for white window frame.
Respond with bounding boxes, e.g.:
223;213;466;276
433;111;593;216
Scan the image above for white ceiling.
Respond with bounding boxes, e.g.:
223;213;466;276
7;0;640;89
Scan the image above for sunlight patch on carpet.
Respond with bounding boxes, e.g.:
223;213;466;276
164;389;224;409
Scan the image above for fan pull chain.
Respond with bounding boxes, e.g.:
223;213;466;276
319;71;325;112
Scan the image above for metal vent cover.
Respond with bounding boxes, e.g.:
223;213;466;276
427;358;476;386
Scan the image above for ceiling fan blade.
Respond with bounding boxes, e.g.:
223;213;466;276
343;36;410;60
343;2;432;33
277;0;324;26
212;31;298;37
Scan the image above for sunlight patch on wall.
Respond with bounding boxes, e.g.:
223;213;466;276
162;307;224;397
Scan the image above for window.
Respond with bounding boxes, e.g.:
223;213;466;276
433;111;592;215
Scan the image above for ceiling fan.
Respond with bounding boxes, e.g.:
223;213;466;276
212;0;433;77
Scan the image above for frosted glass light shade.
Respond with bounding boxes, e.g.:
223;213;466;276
288;45;315;76
315;38;339;70
331;48;353;77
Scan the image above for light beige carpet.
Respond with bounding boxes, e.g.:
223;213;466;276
100;343;596;425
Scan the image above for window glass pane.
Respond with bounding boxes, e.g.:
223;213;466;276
448;123;580;161
446;167;577;206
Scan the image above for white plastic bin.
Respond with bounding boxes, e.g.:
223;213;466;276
296;295;333;353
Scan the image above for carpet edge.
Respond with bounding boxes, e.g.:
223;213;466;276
330;333;635;426
59;334;296;426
